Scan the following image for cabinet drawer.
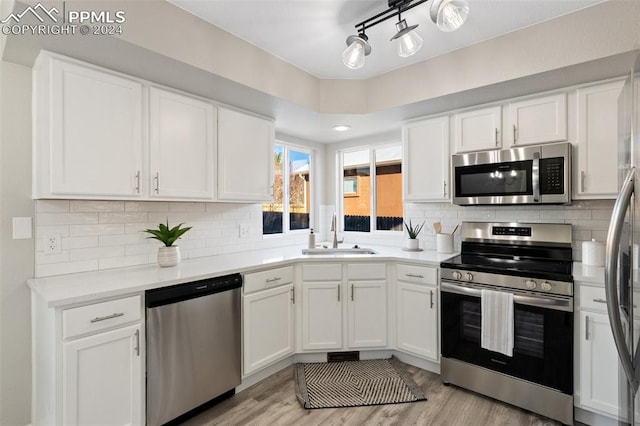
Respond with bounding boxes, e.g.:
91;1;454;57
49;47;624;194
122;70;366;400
397;264;438;285
579;285;609;313
63;295;141;339
347;263;386;280
244;266;294;294
302;263;342;281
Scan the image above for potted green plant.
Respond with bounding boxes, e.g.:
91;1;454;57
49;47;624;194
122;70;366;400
404;219;425;250
143;221;192;267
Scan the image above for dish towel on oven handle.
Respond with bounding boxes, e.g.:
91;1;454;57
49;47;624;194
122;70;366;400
481;289;514;357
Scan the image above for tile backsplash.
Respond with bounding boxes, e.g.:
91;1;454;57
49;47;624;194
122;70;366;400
35;199;615;277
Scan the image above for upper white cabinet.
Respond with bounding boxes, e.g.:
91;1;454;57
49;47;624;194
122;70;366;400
149;87;216;200
33;54;144;198
506;93;567;147
453;105;502;153
402;116;450;202
217;107;275;202
573;80;624;199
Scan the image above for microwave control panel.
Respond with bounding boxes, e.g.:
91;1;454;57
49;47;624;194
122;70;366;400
539;157;565;194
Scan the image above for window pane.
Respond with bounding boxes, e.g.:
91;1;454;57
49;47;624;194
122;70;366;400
289;150;311;230
343;150;370;232
262;145;283;234
375;146;403;231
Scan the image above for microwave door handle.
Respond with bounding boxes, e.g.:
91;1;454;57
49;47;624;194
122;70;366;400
532;152;540;202
605;167;638;392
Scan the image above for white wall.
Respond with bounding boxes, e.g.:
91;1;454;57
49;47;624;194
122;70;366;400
0;61;34;426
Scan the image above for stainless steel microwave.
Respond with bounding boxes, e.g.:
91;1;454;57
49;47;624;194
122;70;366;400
452;142;571;206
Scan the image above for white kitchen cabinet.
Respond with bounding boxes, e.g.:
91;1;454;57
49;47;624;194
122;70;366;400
217;106;275;202
347;280;387;348
243;267;295;376
301;281;343;350
506;93;567;146
453;105;502;153
395;264;439;361
32;293;144;426
149;87;216;200
402;116;450;201
574;80;625;199
33;53;144;199
63;324;142;426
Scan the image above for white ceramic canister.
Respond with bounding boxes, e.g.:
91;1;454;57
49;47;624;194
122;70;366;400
582;239;605;266
437;233;454;254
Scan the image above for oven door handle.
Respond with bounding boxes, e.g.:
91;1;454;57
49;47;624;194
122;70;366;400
605;167;640;392
440;281;573;312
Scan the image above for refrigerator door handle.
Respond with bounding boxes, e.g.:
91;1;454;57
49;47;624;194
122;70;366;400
605;167;639;392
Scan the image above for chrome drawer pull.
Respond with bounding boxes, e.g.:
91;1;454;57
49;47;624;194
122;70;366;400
593;298;607;304
90;312;125;323
406;273;424;279
266;277;282;283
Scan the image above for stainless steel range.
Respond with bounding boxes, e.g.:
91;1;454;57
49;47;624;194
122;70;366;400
440;222;573;425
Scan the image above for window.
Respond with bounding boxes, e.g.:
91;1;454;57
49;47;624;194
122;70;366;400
340;146;403;233
263;143;312;235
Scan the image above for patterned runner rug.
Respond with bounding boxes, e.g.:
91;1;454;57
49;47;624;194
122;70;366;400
294;356;427;409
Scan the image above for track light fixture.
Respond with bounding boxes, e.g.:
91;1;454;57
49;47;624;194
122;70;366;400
342;0;469;69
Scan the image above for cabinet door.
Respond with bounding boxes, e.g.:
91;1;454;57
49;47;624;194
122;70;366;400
348;280;387;348
301;281;342;350
149;88;216;199
63;324;142;426
403;116;450;201
396;281;438;360
217;107;274;202
47;58;143;197
454;105;502;153
574;81;624;199
508;93;567;146
578;311;620;417
243;284;294;376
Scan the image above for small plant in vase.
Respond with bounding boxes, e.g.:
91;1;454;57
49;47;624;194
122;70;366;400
144;221;192;267
404;219;425;250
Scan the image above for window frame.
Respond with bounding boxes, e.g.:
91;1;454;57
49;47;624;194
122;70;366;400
263;141;314;237
337;143;403;235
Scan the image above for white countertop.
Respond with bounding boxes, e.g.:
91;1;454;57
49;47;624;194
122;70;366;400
572;261;605;285
28;244;457;308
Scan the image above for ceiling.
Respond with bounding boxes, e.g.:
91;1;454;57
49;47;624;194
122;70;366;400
168;0;605;79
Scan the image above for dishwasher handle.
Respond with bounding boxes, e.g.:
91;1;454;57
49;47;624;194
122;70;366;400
145;273;242;308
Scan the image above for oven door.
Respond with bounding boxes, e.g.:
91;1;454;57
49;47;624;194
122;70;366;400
440;280;573;394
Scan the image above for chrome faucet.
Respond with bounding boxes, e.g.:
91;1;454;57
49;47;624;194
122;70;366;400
330;213;343;248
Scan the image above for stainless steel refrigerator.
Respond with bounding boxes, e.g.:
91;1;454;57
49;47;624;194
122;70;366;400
606;53;640;425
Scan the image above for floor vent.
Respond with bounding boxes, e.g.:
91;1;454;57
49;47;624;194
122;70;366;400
327;351;359;362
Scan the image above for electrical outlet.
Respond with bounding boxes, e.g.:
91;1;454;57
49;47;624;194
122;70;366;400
44;235;62;255
239;224;249;238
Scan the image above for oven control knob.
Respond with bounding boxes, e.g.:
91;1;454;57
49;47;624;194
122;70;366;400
541;281;552;291
465;272;474;282
525;280;537;290
452;271;463;280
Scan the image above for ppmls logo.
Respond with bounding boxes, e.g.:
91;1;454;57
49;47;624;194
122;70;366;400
1;2;59;24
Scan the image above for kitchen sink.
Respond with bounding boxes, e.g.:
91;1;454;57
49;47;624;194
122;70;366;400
301;247;377;255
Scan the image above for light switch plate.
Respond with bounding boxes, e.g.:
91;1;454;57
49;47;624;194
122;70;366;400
12;217;32;239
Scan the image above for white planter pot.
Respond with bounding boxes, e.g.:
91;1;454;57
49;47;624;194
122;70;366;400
406;238;419;250
157;246;181;267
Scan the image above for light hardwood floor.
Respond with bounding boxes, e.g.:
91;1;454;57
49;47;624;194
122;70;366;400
183;363;563;426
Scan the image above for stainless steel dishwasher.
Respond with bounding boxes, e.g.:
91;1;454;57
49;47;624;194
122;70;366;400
145;273;242;426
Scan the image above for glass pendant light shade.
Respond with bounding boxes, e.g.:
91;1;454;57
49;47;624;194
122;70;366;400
430;0;469;32
342;34;371;70
391;19;423;58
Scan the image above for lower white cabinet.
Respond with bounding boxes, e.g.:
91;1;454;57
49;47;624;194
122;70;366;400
242;266;295;376
301;281;343;350
395;264;439;361
63;324;142;425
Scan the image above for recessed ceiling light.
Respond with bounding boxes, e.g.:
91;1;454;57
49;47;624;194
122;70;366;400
333;125;352;132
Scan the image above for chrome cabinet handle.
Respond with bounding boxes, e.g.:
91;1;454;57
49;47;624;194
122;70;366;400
513;124;517;143
593;298;607;304
495;128;499;146
266;277;282;283
585;315;590;340
291;287;295;304
135;170;141;194
406;273;424;279
154;173;160;194
581;171;586;193
443;181;447;197
337;284;340;302
134;329;140;356
90;312;124;323
430;290;434;309
351;284;354;301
